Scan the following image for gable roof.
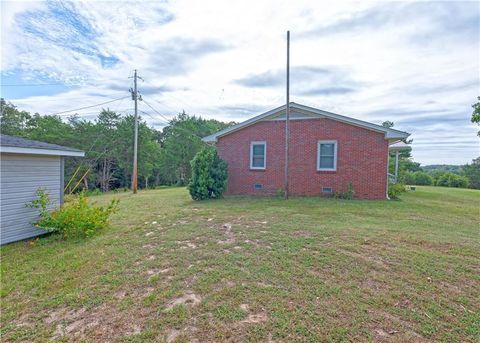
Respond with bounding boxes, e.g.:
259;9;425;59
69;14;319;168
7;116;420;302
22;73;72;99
0;134;85;157
203;102;410;143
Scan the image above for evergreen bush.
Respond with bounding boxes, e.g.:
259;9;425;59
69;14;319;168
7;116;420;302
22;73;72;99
188;147;228;200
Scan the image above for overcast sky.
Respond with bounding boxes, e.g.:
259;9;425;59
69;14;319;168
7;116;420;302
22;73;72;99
1;0;479;165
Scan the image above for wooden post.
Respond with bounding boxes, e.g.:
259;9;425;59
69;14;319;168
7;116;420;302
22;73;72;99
132;69;139;194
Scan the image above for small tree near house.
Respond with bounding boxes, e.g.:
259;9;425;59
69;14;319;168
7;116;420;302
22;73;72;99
188;147;228;200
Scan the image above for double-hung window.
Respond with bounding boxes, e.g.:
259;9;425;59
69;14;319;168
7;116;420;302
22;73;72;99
317;140;337;171
250;141;266;169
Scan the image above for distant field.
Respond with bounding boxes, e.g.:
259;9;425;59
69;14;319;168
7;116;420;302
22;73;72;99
1;186;479;342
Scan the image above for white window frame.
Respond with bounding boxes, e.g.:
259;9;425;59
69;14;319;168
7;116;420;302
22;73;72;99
250;141;266;170
317;140;337;171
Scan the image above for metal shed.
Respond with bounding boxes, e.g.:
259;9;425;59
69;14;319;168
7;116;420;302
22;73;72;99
0;134;84;244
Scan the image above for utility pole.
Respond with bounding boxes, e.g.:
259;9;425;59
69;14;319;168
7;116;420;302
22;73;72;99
284;31;290;200
130;69;142;194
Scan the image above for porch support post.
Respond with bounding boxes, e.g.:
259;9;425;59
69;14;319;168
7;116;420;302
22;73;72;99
394;150;399;184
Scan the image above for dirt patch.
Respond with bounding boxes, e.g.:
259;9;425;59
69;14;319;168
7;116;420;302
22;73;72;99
114;289;128;299
292;230;312;238
367;308;431;342
244;239;272;249
241;312;268;324
45;304;148;340
253;220;268;225
176;240;197;249
165;325;198;343
165;292;201;311
45;307;86;324
217;223;235;245
166;328;182;343
147;269;160;276
142;243;158;249
337;248;389;269
184;274;199;288
218;238;235;244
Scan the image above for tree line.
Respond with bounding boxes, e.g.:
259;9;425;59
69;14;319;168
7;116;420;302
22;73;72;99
0;99;233;192
2;98;478;192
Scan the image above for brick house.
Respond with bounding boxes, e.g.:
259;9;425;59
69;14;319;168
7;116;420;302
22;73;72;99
203;102;410;199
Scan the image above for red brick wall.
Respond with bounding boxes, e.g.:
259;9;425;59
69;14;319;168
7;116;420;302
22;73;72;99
216;118;388;199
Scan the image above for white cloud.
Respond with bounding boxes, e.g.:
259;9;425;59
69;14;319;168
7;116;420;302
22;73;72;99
1;0;479;165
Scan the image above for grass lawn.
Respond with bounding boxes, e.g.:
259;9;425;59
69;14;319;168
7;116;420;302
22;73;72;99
1;186;479;342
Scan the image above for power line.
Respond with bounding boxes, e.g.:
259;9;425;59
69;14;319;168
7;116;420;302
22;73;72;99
142;98;174;123
1;83;68;87
138;110;169;126
141;78;194;112
138;109;202;139
47;96;129;116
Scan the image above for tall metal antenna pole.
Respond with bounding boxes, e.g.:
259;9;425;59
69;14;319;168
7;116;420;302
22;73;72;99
132;69;139;194
284;31;290;200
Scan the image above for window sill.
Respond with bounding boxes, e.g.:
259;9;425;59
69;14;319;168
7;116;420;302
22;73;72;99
250;168;266;171
317;169;337;173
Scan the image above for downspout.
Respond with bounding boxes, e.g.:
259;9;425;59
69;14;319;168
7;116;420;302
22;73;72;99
386;149;390;200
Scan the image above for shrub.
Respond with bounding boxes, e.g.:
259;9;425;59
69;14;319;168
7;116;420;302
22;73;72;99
413;171;433;185
388;183;406;200
402;171;416;185
436;172;469;188
188;147;228;200
28;188;119;239
334;181;355;200
402;171;433;185
276;188;285;198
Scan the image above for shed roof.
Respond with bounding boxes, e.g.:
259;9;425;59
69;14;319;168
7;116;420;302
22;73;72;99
0;134;85;157
203;102;410;143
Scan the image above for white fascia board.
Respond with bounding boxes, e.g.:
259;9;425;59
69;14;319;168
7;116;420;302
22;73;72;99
0;146;85;157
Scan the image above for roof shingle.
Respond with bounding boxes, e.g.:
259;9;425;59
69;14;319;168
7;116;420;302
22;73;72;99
0;134;83;153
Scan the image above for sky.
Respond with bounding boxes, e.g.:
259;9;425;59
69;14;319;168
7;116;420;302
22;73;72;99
1;0;479;165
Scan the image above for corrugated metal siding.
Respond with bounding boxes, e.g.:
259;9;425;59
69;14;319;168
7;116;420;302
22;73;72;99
0;153;61;244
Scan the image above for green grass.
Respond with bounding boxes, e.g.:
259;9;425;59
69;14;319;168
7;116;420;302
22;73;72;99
1;186;479;342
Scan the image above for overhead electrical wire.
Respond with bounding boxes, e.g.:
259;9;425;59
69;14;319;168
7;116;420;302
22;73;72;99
47;96;129;116
141;98;173;123
1;83;68;87
139;100;202;138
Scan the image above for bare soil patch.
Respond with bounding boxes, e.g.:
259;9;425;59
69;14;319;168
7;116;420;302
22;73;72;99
165;291;202;311
45;304;148;341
